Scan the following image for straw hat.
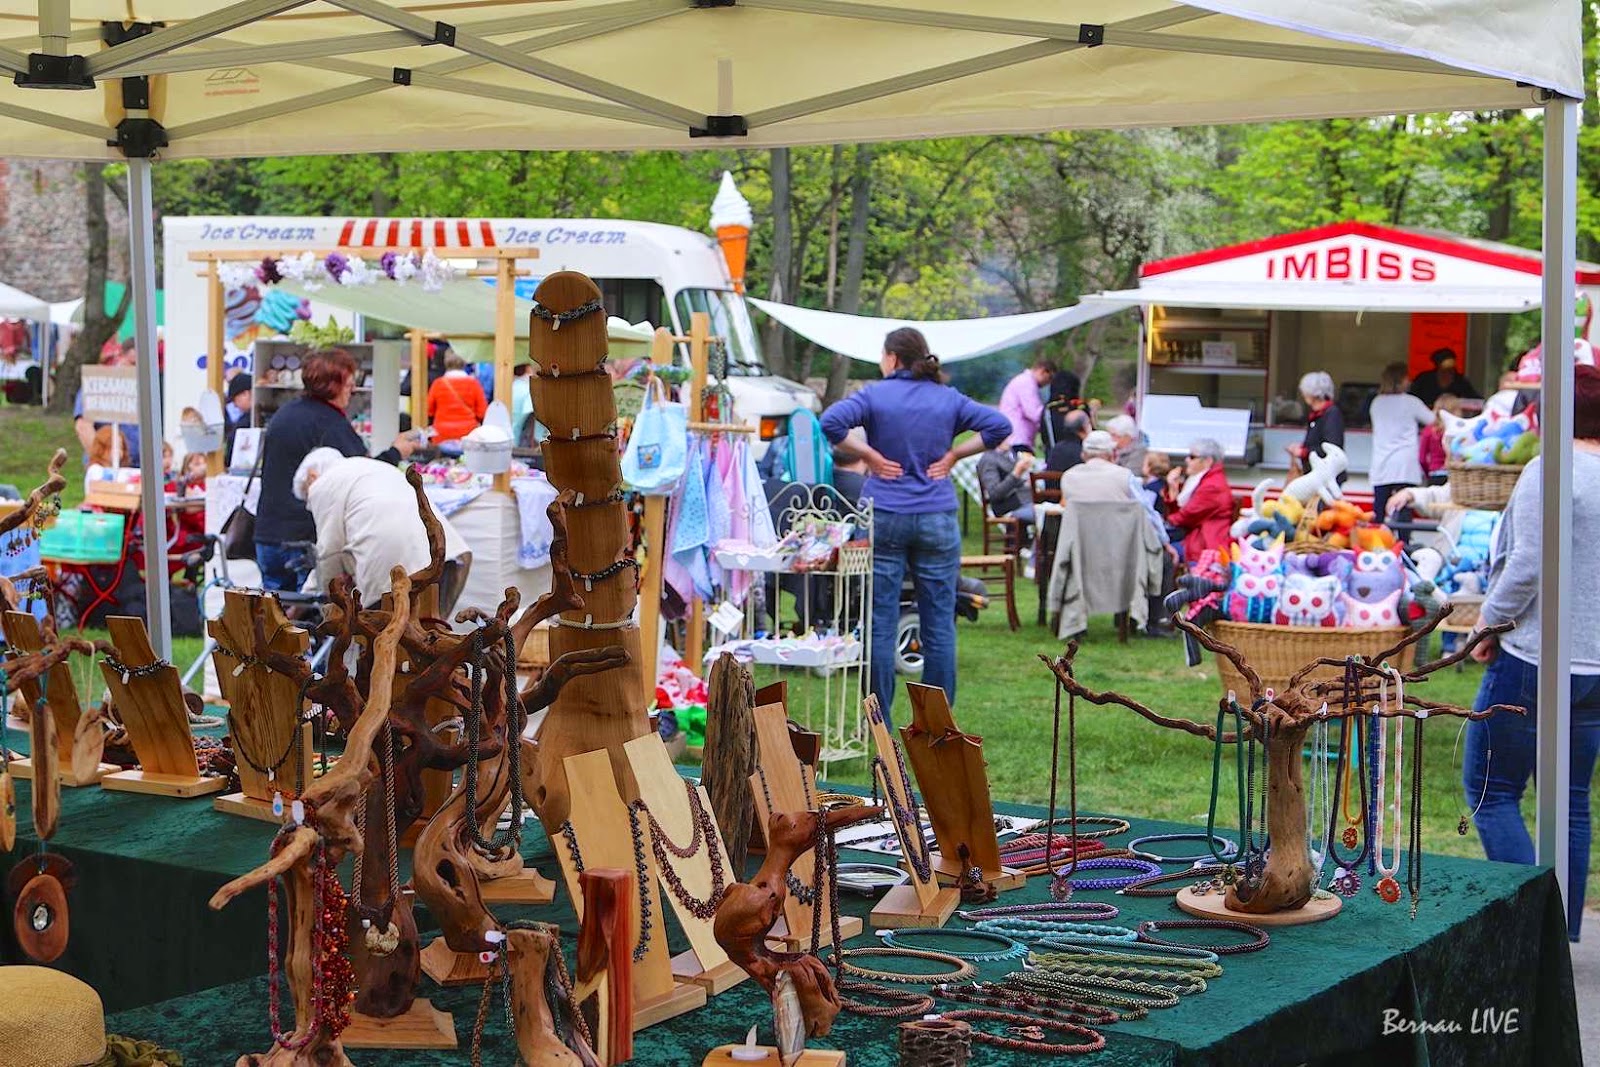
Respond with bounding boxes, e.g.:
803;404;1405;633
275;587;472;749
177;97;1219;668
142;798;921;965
0;966;107;1066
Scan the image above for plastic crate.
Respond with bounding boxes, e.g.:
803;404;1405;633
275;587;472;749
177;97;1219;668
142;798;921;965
39;510;125;564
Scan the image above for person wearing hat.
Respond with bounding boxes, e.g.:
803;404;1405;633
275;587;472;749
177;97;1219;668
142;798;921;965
1409;347;1481;407
223;371;252;468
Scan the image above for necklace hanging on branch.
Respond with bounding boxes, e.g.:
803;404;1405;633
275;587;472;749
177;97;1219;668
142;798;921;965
351;720;402;956
1372;671;1405;906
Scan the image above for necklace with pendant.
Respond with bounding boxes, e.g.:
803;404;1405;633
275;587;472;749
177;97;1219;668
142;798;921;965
1372;672;1404;905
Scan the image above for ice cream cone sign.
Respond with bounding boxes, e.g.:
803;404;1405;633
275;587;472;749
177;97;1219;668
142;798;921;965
710;171;753;294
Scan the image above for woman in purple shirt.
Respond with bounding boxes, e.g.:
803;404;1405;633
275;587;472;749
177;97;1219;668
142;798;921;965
821;328;1012;721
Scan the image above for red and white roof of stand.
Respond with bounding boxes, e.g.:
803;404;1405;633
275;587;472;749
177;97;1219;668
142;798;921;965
1092;222;1600;314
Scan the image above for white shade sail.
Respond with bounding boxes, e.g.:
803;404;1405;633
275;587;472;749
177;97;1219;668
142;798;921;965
750;296;1133;362
0;280;50;321
0;1;1574;161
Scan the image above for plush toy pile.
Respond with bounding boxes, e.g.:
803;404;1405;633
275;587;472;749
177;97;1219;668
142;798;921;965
1212;536;1420;629
1411;510;1498;598
1440;390;1540;467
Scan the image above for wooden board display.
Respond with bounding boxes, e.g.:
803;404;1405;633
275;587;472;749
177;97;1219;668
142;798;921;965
554;748;705;1030
863;697;958;929
749;702;861;948
208;591;314;820
98;617;227;798
1;612;115;786
899;683;1022;891
623;733;746;995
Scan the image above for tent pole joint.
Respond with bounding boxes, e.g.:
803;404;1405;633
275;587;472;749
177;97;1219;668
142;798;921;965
111;117;168;158
432;21;456;46
1078;23;1104;47
104;22;165;112
693;0;737;7
13;52;92;89
393;66;411;85
692;114;748;137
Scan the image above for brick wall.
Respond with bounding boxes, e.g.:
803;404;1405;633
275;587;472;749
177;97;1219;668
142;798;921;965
0;159;128;304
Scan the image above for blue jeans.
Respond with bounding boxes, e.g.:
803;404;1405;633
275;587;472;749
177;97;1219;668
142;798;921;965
1464;650;1600;940
870;509;960;724
255;541;312;593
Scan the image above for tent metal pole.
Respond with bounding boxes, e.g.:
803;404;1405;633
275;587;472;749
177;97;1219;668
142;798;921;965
1536;94;1577;909
127;156;171;660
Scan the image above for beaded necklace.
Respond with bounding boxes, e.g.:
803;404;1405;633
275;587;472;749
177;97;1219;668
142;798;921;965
957;900;1119;922
1120;864;1233;899
571;556;640;593
462;627;525;859
530;298;604;332
351;720;401;955
1407;714;1425;919
1136;917;1270;956
879;927;1027;962
1326;660;1371;897
931;982;1119;1027
1372;671;1404;905
969;917;1138;945
935;1008;1105;1056
557;819;651;962
1004;968;1180;1012
1042;667;1081;901
751;758;820;904
1305;714;1333;892
627;782;727;922
867;698;933;883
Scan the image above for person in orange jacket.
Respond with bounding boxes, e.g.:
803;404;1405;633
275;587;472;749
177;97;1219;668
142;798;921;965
426;348;488;443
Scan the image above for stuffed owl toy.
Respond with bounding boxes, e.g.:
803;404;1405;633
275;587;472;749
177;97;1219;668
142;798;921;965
1275;572;1342;628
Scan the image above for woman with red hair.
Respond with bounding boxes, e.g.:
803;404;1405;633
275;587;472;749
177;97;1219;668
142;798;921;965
253;349;417;592
1465;362;1600;940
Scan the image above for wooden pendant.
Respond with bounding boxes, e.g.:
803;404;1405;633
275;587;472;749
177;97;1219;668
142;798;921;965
0;770;14;852
29;698;58;840
70;706;108;786
14;870;69;962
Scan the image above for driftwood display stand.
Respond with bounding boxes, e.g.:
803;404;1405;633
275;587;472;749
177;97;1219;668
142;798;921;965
899;684;1023;892
553;748;707;1029
750;700;863;948
711;806;880;1067
210;591;315;822
1045;609;1523;924
527;271;652;831
862;696;959;929
702;653;758;878
99;617;227;798
2;612;115;786
623;732;748;994
413;495;613;991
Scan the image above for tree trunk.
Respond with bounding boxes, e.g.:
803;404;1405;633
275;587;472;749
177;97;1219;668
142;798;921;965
764;148;796;381
825;146;873;405
1224;723;1315;915
50;163;129;414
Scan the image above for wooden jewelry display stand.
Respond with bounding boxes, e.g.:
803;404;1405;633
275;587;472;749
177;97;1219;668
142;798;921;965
98;617;227;798
862;697;958;929
1045;610;1524;924
210;568;415;1067
898;684;1023;892
553;748;706;1030
749;701;863;947
1;612;114;786
527;271;652;831
623;732;748;994
702;652;758;877
209;591;315;822
574;868;633;1065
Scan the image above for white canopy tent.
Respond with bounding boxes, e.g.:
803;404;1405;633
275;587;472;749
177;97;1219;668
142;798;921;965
0;1;1577;907
750;296;1134;362
0;280;49;322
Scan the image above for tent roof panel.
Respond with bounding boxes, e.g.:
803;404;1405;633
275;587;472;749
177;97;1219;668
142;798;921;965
0;1;1572;159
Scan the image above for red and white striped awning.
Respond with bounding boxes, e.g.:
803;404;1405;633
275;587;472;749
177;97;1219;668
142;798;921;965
335;218;498;250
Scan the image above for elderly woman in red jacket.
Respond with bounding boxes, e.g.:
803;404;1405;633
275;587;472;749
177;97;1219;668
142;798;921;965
1164;437;1235;563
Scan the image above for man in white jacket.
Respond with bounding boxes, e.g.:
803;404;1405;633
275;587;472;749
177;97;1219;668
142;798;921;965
293;448;471;609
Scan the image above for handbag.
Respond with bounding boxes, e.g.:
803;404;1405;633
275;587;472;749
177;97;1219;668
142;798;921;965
219;452;261;561
621;375;687;495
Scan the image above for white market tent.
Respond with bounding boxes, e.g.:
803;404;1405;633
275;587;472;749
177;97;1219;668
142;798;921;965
750;296;1133;363
0;1;1579;904
0;280;49;321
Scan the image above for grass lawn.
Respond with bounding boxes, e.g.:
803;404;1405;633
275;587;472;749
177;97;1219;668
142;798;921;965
2;403;1592;907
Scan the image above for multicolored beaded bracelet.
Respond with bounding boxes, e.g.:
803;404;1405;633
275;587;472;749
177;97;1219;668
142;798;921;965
970;918;1138;944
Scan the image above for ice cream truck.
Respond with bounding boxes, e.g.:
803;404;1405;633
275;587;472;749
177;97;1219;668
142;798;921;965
161;199;817;456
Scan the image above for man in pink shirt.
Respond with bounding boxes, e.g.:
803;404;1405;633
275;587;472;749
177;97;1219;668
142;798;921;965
998;358;1056;454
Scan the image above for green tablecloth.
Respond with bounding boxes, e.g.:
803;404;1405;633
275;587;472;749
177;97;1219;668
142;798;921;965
12;770;1564;1067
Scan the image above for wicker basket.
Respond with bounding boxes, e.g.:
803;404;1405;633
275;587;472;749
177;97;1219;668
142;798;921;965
1440;594;1483;631
1206;621;1415;699
1447;461;1525;511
